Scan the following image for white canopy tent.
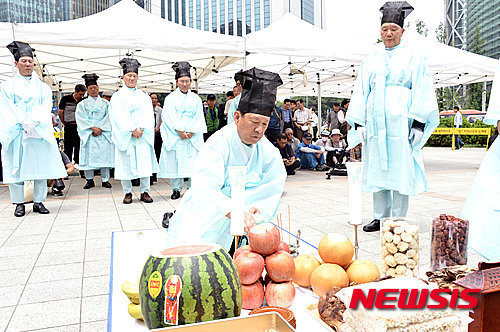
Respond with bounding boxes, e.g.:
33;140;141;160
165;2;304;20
0;1;497;99
0;0;243;93
202;13;499;99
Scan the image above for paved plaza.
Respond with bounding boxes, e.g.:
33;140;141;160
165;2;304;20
0;147;490;331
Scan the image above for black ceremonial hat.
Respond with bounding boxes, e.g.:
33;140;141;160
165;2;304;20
172;61;192;80
6;41;34;61
380;1;414;28
119;58;141;75
237;67;283;117
82;73;99;87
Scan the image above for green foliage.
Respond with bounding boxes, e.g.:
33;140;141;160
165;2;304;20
464;24;487;111
415;20;429;37
426;117;495;147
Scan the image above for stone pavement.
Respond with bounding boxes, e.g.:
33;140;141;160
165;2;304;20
0;147;490;331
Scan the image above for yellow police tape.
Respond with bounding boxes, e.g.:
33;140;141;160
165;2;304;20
54;131;63;138
432;127;491;150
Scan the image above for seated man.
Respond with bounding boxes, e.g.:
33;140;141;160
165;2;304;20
314;129;334;162
49;151;75;196
166;67;286;252
296;133;329;171
274;133;300;175
284;128;300;154
327;129;348;167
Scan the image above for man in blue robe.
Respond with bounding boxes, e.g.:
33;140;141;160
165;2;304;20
76;74;114;189
109;58;158;204
460;62;500;261
158;62;206;200
165;68;287;251
346;1;439;232
0;41;67;216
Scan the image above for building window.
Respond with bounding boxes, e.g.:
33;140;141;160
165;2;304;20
196;0;201;29
228;0;234;35
161;0;165;19
254;0;260;31
301;0;314;25
237;0;242;36
220;0;225;34
212;0;217;32
245;0;251;34
263;0;270;27
167;0;172;21
175;0;179;23
189;0;194;27
182;0;186;25
204;0;209;31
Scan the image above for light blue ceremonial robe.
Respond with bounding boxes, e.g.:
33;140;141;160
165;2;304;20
109;87;158;180
346;41;439;196
158;88;206;178
227;94;240;124
460;62;500;261
76;96;114;170
166;122;287;251
0;72;67;183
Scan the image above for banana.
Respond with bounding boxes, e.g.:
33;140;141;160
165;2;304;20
122;281;140;304
128;303;143;320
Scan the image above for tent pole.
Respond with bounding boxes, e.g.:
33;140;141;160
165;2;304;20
243;37;247;70
317;73;322;132
11;23;16;77
482;81;487;113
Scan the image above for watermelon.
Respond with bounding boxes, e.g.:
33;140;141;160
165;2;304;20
139;243;242;329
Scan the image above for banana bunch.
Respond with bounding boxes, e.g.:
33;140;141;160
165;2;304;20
122;281;143;321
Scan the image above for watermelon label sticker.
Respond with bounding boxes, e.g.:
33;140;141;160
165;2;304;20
148;271;162;298
164;275;182;325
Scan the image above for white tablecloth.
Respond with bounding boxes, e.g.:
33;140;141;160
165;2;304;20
107;229;329;332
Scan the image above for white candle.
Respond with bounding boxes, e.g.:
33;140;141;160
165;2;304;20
346;162;364;225
228;166;247;236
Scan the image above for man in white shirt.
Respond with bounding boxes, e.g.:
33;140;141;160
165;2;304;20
311;108;319;139
453;106;465;150
293;99;312;141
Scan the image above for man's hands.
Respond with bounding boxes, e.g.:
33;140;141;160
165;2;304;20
356;126;367;144
91;127;103;137
132;128;143;138
316;151;323;159
408;127;423;146
176;130;194;140
226;207;261;233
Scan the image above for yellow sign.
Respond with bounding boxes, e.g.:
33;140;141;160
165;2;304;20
148;271;162;298
432;127;491;150
54;132;64;138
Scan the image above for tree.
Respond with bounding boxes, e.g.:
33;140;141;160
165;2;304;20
465;24;486;111
415;20;428;37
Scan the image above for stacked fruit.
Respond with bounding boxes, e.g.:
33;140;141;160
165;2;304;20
122;280;143;321
234;223;296;309
293;233;381;297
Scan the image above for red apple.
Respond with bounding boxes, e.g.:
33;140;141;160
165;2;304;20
277;241;291;253
265;251;295;282
248;223;281;255
234;251;265;285
241;280;265;309
233;245;251;260
265;281;296;308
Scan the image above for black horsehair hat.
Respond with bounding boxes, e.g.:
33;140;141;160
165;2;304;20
172;62;192;80
380;1;414;28
119;58;141;75
82;73;99;87
237;67;283;117
6;41;34;61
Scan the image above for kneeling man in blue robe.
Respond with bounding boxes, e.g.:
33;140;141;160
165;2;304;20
166;68;287;251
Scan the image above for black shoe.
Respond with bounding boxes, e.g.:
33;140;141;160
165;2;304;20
123;193;133;204
162;211;174;228
83;179;95;189
315;164;330;172
14;204;25;217
171;190;181;200
287;170;296;175
102;181;112;188
140;192;153;203
33;202;50;214
52;188;64;196
363;219;380;232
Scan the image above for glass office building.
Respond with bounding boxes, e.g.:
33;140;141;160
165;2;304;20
466;0;500;59
0;0;71;23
